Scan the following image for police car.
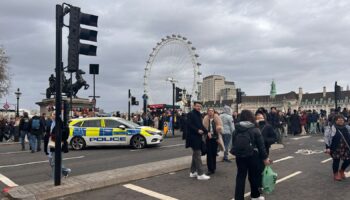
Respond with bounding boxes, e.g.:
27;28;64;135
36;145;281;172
68;117;163;150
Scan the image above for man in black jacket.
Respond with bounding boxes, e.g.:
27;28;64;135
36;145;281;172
186;102;210;180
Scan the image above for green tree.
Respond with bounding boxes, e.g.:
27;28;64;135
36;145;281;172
0;46;10;98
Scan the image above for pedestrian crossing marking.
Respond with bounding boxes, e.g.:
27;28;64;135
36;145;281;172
0;173;18;187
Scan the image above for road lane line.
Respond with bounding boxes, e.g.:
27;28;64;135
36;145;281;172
291;136;311;140
244;171;302;198
273;156;294;163
321;158;332;163
276;171;302;184
345;172;350;178
0;151;30;155
123;184;178;200
159;144;184;148
0;173;18;187
0;156;85;169
130;144;185;151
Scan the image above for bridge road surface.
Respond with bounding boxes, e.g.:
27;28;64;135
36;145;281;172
61;135;350;200
0;133;189;197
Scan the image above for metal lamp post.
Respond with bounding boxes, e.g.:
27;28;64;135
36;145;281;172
166;77;178;136
14;88;22;117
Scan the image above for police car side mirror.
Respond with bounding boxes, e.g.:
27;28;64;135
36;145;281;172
119;125;126;130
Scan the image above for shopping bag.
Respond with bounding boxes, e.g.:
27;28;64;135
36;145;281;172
262;166;278;194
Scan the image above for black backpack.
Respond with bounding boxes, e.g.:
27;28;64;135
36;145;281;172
230;128;255;158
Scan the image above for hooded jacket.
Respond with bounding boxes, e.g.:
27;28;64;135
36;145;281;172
220;106;235;135
233;121;268;160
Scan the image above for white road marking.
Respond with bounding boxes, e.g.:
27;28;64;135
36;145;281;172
317;139;324;143
291;136;311;140
321;158;332;164
0;156;85;169
276;171;302;184
273;156;294;163
124;184;178;200
130;144;185;152
244;171;302;198
159;144;184;148
345;172;350;178
0;151;30;155
0;173;18;187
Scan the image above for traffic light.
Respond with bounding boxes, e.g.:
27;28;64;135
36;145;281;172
175;87;183;102
335;82;342;102
236;88;242;104
131;96;139;105
68;6;98;72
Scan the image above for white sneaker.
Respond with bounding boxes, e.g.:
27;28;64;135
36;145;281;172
189;172;198;178
197;174;210;180
251;196;265;200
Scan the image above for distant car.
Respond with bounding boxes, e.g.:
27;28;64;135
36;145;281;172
68;117;163;150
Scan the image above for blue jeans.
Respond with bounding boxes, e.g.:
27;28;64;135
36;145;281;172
310;122;317;134
29;133;37;152
222;134;232;160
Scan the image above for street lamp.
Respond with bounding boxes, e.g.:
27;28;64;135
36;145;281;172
166;77;178;136
14;88;22;117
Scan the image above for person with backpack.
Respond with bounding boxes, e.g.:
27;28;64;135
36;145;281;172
203;108;223;175
19;112;31;151
29;114;45;153
324;114;350;181
231;110;271;200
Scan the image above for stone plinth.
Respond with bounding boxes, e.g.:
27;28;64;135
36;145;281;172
36;98;94;116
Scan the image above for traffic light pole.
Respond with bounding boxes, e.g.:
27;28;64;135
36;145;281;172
172;83;175;136
54;4;63;186
128;89;131;121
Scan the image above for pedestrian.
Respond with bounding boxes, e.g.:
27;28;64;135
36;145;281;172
300;111;308;135
19;112;30;150
220;105;235;162
309;110;319;134
267;107;282;143
0;117;6;142
290;110;301;135
44;114;53;155
153;114;159;130
7;117;15;142
231;110;270;200
256;112;277;156
203;107;223;175
29;114;45;153
324;114;350;181
185;101;210;180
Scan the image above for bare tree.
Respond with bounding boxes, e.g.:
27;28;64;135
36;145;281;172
0;46;10;98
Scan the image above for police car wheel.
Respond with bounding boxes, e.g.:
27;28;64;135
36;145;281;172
131;135;146;149
70;136;86;150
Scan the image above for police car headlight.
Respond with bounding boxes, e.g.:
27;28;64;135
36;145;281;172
145;130;160;135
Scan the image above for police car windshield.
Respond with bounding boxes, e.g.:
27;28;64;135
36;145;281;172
118;118;140;128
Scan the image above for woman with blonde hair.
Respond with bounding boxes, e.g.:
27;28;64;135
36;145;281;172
203;107;224;175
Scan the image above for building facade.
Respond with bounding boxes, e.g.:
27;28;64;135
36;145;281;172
201;75;236;102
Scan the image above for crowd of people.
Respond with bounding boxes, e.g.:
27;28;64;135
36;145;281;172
182;102;350;200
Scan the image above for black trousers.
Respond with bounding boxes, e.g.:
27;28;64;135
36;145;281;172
206;138;218;173
44;132;50;154
235;153;263;200
333;158;350;173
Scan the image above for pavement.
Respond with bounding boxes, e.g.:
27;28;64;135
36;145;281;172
2;134;284;200
57;134;350;200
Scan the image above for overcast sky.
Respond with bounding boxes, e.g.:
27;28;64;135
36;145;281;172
1;0;350;113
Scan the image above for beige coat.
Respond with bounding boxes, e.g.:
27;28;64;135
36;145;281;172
203;114;225;151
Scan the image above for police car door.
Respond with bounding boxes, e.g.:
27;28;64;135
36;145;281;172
81;119;102;145
103;119;128;145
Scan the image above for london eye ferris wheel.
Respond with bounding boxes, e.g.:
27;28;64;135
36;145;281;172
143;34;202;105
